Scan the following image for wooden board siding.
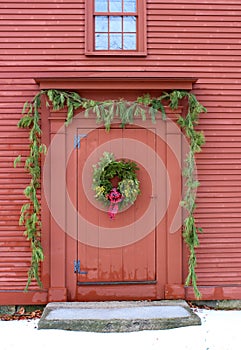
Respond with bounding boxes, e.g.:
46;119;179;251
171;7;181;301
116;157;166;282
0;0;241;299
195;106;241;285
0;82;40;291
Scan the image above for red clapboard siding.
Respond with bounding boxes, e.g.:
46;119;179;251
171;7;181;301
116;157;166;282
0;0;241;295
195;106;241;285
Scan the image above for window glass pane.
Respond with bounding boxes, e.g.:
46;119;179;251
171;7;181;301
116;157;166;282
109;0;122;12
95;34;108;50
123;34;136;49
95;16;108;32
123;16;136;32
124;0;136;12
110;16;122;32
95;0;108;12
110;34;122;49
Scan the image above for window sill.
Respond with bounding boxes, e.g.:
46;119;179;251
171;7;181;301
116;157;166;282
85;51;147;57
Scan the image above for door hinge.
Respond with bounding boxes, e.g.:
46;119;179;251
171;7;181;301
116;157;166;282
74;134;87;149
74;260;88;275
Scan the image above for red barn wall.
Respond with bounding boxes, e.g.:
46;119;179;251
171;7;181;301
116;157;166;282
1;0;241;302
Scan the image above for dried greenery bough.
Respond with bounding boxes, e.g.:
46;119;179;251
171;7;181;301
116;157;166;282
15;89;206;297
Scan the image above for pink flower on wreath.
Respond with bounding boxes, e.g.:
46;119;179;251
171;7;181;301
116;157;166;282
106;188;124;219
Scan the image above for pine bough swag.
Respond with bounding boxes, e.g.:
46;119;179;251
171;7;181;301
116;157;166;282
15;89;206;297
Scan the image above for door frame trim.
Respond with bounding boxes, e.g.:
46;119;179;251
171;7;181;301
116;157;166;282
40;80;193;302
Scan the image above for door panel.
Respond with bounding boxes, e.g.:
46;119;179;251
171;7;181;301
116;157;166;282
76;127;157;285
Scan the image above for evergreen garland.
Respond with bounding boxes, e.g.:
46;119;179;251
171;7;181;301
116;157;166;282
15;89;206;297
14;91;45;289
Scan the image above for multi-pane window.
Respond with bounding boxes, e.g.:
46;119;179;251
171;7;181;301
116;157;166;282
85;0;146;55
95;0;137;50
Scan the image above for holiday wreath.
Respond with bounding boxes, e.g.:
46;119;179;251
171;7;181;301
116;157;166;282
92;152;140;218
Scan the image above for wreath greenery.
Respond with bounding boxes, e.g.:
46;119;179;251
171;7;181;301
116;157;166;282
92;152;140;210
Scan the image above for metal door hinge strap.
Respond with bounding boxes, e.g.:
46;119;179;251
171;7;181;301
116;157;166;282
74;260;88;275
77;280;157;286
74;134;87;149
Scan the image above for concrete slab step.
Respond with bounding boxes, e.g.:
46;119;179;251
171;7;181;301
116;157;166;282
38;300;201;332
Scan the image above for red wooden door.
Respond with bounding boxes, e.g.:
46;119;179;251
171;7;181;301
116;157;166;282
45;95;183;302
75;126;165;300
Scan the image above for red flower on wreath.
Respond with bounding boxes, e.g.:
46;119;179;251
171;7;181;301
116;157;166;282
106;187;124;219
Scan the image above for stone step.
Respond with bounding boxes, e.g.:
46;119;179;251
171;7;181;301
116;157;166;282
38;300;201;332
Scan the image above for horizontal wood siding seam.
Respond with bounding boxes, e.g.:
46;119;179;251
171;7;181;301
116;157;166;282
0;0;241;291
